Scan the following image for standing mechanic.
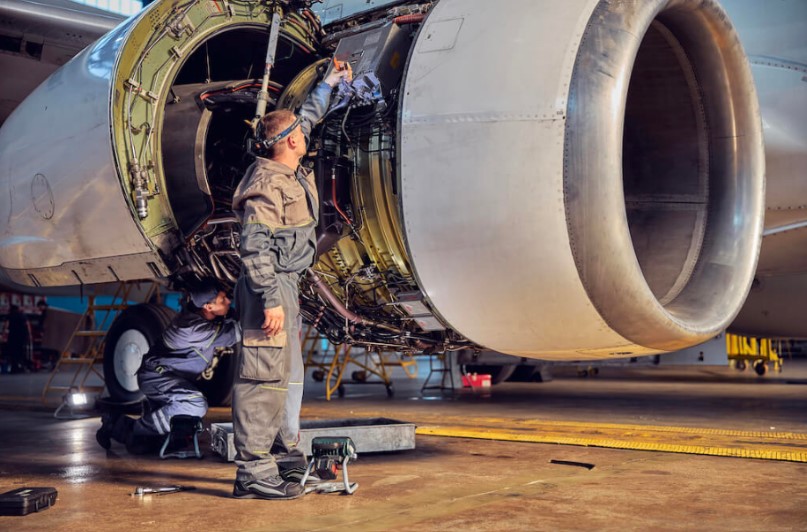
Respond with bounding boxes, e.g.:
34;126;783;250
96;283;239;453
230;64;352;500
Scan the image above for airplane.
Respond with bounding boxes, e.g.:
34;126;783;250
0;0;804;403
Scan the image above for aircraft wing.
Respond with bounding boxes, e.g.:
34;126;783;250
0;0;124;124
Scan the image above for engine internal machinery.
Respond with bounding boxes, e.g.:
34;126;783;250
149;1;449;353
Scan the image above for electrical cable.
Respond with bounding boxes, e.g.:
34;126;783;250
331;169;353;227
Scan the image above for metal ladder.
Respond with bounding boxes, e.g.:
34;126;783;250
41;281;159;404
421;352;456;392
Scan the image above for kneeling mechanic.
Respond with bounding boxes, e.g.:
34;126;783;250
96;283;239;453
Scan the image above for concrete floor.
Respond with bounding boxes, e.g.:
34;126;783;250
1;359;806;530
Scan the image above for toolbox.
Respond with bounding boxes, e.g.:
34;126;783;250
0;487;58;516
211;418;416;462
461;373;491;388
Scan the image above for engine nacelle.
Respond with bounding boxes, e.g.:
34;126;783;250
398;0;764;357
0;0;764;359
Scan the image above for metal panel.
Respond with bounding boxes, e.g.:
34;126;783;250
398;0;641;356
0;16;155;278
314;0;404;25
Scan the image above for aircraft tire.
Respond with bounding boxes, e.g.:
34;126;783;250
103;304;175;403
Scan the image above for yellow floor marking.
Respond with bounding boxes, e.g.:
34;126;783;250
416;424;807;463
375;412;805;440
300;405;807;463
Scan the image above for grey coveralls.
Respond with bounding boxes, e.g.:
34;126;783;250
135;312;239;437
231;81;331;483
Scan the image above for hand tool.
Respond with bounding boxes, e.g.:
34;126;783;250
131;485;196;497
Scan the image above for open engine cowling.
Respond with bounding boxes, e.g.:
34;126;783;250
0;0;764;360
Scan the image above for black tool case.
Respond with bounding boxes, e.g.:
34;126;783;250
0;487;58;516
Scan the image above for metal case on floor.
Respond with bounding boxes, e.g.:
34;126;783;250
0;487;58;516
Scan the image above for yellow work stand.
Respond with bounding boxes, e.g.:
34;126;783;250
302;325;417;400
725;334;783;376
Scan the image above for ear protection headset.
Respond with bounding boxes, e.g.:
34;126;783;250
248;115;302;157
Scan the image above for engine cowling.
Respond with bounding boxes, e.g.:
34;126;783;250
396;0;764;358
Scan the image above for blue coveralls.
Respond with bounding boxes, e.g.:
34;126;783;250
134;312;238;437
231;81;331;483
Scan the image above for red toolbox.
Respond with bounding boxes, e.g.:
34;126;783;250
0;487;58;516
461;373;491;388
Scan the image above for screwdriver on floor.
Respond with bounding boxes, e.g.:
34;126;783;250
131;485;195;496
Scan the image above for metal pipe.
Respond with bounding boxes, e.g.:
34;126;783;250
307;269;400;333
252;10;282;130
393;14;425;24
308;269;363;323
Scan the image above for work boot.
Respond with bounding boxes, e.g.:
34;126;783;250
232;476;305;500
95;426;112;450
279;466;322;485
95;412;124;450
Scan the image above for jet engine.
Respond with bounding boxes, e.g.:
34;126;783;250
0;0;764;364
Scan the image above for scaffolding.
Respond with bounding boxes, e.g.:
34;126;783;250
302;325;419;400
41;281;160;404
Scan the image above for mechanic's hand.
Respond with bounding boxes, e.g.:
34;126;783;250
324;61;353;87
262;306;285;337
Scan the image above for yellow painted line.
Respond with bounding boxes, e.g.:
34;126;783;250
400;414;807;440
416;424;807;463
301;405;807;462
304;407;807;441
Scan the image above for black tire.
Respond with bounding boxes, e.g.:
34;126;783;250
103;304;175;403
753;360;768;376
463;364;516;385
197;345;237;407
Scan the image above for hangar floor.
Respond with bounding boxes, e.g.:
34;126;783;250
1;359;806;530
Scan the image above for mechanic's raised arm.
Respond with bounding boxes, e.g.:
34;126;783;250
299;62;353;139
